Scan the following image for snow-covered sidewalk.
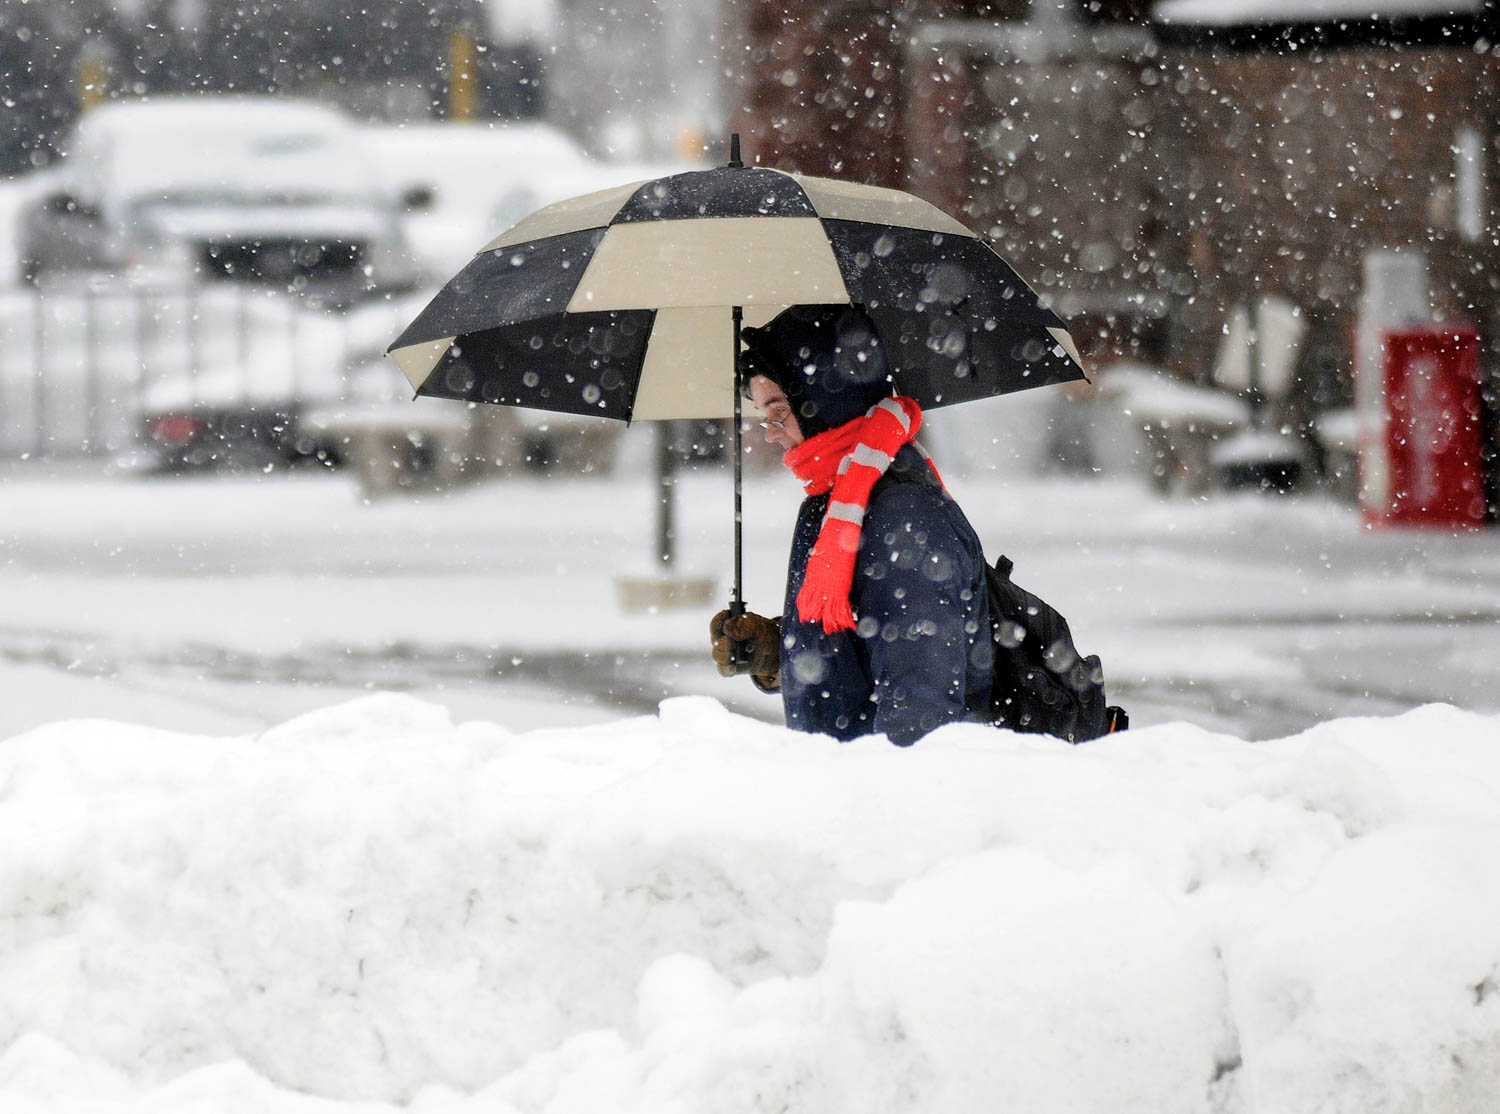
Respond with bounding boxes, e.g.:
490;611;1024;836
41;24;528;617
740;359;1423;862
2;460;1498;740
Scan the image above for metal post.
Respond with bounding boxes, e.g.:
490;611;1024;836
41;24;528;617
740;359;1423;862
1246;296;1264;430
188;283;202;411
84;283;100;453
289;294;301;403
237;287;249;399
656;421;676;568
0;290;8;457
32;287;45;459
132;286;148;439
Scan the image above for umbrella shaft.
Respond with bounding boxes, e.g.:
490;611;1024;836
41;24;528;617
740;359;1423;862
732;305;745;616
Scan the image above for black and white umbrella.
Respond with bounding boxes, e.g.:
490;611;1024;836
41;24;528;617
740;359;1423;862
389;137;1086;612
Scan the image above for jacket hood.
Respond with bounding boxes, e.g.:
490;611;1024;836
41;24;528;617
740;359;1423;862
742;305;893;437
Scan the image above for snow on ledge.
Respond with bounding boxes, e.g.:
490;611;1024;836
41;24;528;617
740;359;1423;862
1098;361;1251;430
1155;0;1483;25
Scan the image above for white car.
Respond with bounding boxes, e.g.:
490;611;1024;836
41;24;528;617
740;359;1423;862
18;95;421;301
358;120;598;284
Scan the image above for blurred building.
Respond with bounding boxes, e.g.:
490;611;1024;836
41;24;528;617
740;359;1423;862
727;0;1499;407
548;0;723;161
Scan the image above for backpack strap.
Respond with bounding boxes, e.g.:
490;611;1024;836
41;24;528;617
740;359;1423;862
870;448;943;496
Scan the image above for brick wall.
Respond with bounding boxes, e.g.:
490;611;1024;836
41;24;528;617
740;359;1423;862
727;2;915;185
729;2;1171;367
904;31;1169;367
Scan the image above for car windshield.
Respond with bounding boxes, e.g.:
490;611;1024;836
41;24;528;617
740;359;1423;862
131;187;365;212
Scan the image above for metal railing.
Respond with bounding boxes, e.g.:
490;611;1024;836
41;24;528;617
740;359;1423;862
0;280;405;459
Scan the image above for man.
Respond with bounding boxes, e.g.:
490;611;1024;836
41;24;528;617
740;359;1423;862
710;305;994;746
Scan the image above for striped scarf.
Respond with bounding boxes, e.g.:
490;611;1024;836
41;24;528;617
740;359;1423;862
783;395;944;634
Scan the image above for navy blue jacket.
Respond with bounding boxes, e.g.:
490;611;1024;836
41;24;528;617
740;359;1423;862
778;445;994;745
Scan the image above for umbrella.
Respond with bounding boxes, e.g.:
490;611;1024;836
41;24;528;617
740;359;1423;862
388;135;1087;616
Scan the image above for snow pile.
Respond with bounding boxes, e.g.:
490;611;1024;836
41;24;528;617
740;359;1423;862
2;696;1499;1113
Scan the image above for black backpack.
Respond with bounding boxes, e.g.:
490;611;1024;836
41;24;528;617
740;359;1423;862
984;555;1126;743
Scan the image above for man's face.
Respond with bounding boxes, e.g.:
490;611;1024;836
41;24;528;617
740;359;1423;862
749;375;805;450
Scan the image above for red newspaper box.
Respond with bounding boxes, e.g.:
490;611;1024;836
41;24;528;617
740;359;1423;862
1357;326;1485;529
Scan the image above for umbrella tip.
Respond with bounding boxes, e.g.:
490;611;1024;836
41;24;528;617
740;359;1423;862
728;132;743;169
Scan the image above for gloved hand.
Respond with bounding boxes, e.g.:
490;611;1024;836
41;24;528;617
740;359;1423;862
709;609;781;690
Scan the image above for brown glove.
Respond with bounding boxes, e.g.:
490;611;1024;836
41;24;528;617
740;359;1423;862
709;609;781;690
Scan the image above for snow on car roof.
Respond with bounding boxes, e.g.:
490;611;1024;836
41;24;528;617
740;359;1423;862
359;121;685;280
357;120;594;210
75;94;348;133
63;95;378;203
1154;0;1482;23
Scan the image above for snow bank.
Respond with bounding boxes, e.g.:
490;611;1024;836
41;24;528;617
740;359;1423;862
2;697;1498;1113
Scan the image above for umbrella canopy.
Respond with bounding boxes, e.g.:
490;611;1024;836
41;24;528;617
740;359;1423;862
388;158;1086;418
389;140;1087;616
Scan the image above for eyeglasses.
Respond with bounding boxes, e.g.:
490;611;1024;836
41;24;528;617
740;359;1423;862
757;408;792;432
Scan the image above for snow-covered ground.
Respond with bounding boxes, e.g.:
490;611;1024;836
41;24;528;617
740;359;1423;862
2;459;1499;1112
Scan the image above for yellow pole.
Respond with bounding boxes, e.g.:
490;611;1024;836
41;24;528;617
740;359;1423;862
447;26;477;121
78;43;108;112
676;127;707;163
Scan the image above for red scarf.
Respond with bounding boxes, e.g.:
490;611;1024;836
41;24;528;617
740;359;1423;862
783;396;944;633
